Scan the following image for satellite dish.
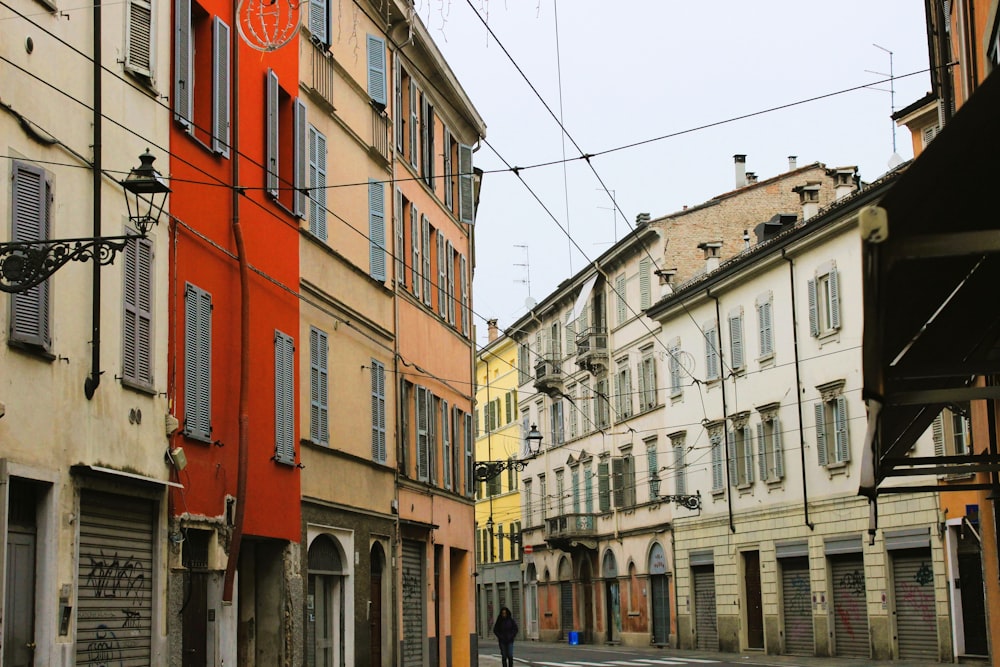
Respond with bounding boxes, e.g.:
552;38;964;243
525;297;537;310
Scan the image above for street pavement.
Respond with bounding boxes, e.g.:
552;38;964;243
476;639;965;667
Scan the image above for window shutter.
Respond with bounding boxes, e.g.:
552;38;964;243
366;34;386;106
807;278;819;337
394;59;403;150
309;327;328;444
394;188;404;284
465;412;474;497
124;0;153;78
611;457;625;508
174;0;193;129
309;0;328;46
727;431;737;486
932;413;945;457
428;394;437;484
293;98;307;216
211;17;231;157
308;126;328;239
835;395;849;462
829;268;841;329
743;426;754;484
565;311;577;356
637;360;646;410
774;417;784;478
639;257;651;309
757;422;767;481
416;387;429;481
705;325;719;380
274;330;295;465
123;235;154;386
371;360;386;463
669;343;681;396
442;400;451;489
437;232;446;317
411;204;420;297
711;434;723;490
615;274;627;324
458;143;475;224
421;215;431;302
184;284;212;440
460;254;469;335
598;461;611;512
409;84;419;169
758;299;773;356
446;242;455;325
815;402;828;466
729;311;744;369
10;162;52;348
443;129;454;209
369;179;386;281
265;68;279;196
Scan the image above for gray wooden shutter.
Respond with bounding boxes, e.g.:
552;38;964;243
757;422;767;481
371;360;386;462
437;232;446;317
184;284;212;440
674;443;687;495
458;143;474;224
211;17;230;156
835;395;849;462
598;461;611;512
10;162;52;348
416;387;429;481
293;98;307;216
807;278;819;337
410;204;420;297
711;434;723;490
394;188;404;285
815;402;828;466
460;254;469;335
757;297;773;356
442;400;451;489
274;330;295;464
308;126;327;239
774;417;784;478
611;457;625;508
309;0;328;46
265;69;279;196
615;274;627;324
428;394;437;484
366;34;386;106
369;179;386;281
705;325;719;379
394;59;403;150
124;0;153;78
421;215;431;302
446;241;455;324
829;268;841;329
729;311;744;369
409;84;419;169
309;327;328;444
639;257;651;309
743;426;754;483
123;235;154;386
174;0;193;130
727;431;738;485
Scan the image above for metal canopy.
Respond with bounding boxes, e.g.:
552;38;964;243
861;68;1000;493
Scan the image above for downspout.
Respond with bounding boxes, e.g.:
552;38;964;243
84;0;102;399
708;290;735;534
782;249;814;529
223;14;247;603
988;379;1000;588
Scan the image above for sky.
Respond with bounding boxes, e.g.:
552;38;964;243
415;1;931;346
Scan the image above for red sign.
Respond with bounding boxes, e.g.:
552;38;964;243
523;545;533;554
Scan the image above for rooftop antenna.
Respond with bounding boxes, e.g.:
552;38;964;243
513;244;532;303
866;43;902;167
596;188;619;245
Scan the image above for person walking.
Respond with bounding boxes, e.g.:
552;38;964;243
493;606;518;667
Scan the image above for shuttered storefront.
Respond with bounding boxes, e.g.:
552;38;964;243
892;548;938;660
401;540;424;666
510;581;521;626
559;581;573;638
779;556;814;655
76;491;154;666
829;555;869;658
692;565;717;650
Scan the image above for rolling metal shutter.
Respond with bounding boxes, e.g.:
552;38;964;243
560;581;573;637
780;556;814;655
510;581;521;626
891;549;938;660
692;565;717;650
401;540;424;666
829;555;869;658
75;491;154;666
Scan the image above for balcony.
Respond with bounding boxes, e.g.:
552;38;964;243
575;327;608;374
370;105;391;166
307;44;336;111
534;354;563;397
544;513;597;551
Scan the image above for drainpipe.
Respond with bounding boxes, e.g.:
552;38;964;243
84;0;102;399
707;290;735;534
988;382;1000;589
223;11;248;602
781;249;814;530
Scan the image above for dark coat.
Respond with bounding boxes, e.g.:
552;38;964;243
493;612;518;643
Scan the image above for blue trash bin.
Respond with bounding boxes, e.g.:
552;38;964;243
568;631;580;645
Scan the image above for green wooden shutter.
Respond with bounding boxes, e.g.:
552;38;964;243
371;360;386;463
458;143;474;224
369;179;386;281
265;69;279;196
366;34;386;106
598;461;611;512
274;330;295;465
212;17;230;157
310;327;328;444
674;443;686;495
10;162;52;348
124;0;153;78
184;283;212;441
815;402;828;466
465;412;473;497
173;0;193;129
293;98;307;216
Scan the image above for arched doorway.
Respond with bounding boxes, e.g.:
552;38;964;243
308;535;346;667
370;543;387;666
602;550;620;643
579;555;594;643
525;563;539;639
558;557;573;640
648;543;670;646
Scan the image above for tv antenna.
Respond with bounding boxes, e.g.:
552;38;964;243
514;244;532;303
596;188;620;245
866;43;900;164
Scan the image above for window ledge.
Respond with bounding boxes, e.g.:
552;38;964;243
670;392;684;404
711;488;725;500
757;352;775;368
824;460;850;477
120;378;158;396
765;476;785;490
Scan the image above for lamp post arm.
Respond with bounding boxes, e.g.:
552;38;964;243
0;235;140;293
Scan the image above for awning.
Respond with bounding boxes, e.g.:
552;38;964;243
861;67;1000;494
71;464;182;488
569;273;599;323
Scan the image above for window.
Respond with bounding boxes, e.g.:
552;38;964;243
446;242;456;325
410;203;420;298
394;189;405;286
121;234;154;389
441;400;451;489
645;438;658;498
815;387;849;466
371;360;386;463
639;257;652;310
612;453;635;508
704;321;720;381
670;432;687;496
550;399;565;446
421;216;431;305
436;232;446;318
307;125;327;239
808;264;841;337
265;69;307;215
368;179;386;281
951;408;970;455
595;379;610;429
428;397;438;484
710;430;724;492
668;339;682;398
638;347;657;411
555;470;565;515
756;411;784;481
523;479;533;526
124;0;154;80
756;292;774;358
416;386;430;481
9;161;52;350
729;308;744;371
597;461;610;512
567;384;578;439
507;456;518;492
487;469;501;497
421;96;435;186
409;81;419;170
584;464;594;514
183;283;212;441
549;321;562;360
565;311;577;356
539;474;547;520
571;466;580;513
614;359;633;418
174;0;230;155
578;384;591;434
366;34;386;107
309;327;329;444
459;254;469;336
308;0;331;48
615;273;627;325
274;330;295;465
729;420;754;487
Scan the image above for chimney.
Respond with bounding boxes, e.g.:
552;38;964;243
831;166;858;200
788;155;797;170
487;318;499;342
698;241;723;273
734;154;747;188
635;212;651;226
793;182;822;220
745;172;758;185
656;268;677;297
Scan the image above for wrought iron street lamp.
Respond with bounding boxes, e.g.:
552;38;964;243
473;423;544;482
649;474;702;510
0;150;170;294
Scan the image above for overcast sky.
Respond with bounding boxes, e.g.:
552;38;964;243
417;1;931;345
